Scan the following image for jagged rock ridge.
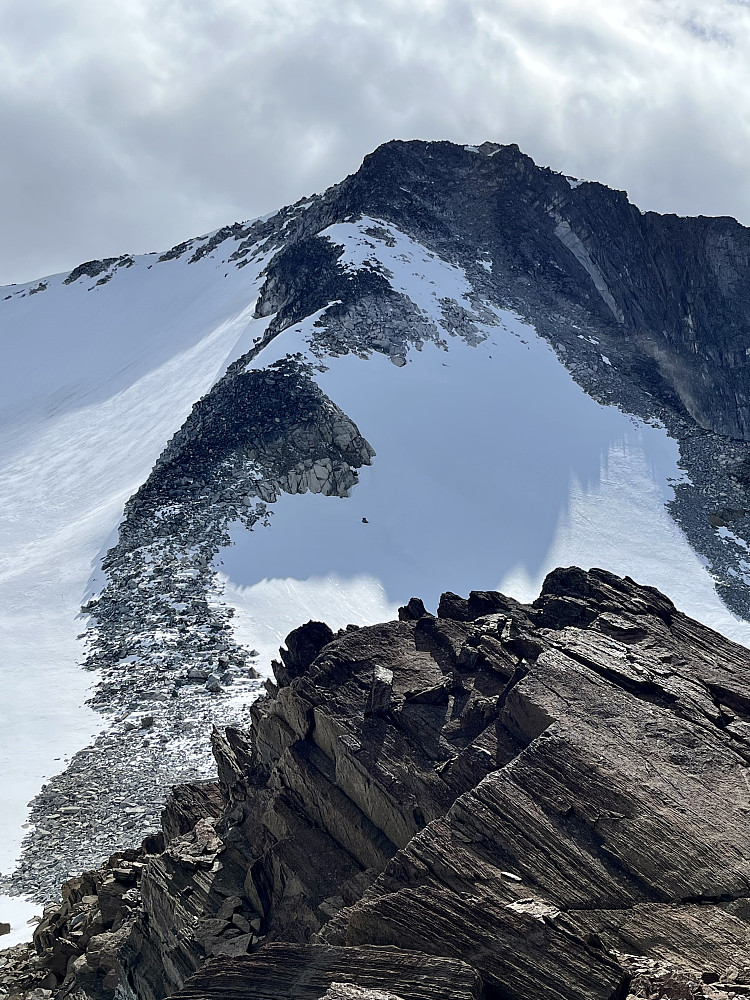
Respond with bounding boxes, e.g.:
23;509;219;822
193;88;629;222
11;569;750;1000
84;356;374;709
6;137;750;926
83;138;750;667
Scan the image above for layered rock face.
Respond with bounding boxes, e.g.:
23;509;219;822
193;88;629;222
20;569;750;1000
14;139;750;905
171;944;482;1000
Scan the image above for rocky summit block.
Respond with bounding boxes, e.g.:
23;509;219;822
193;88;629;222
15;567;750;1000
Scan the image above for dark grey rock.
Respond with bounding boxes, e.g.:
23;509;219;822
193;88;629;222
11;570;750;1000
397;598;432;622
169;943;481;1000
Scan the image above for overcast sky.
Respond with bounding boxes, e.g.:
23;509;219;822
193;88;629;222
1;0;749;285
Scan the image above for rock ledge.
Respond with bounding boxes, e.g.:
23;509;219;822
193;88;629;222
5;568;750;1000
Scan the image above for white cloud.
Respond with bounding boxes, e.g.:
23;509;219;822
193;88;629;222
0;0;748;283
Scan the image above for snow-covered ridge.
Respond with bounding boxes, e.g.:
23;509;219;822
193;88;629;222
4;138;750;940
0;215;283;914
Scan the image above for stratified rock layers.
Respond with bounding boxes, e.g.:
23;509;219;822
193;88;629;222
173;944;482;1000
21;569;750;999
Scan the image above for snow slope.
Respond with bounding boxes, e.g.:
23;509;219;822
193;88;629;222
217;220;750;658
0;235;272;939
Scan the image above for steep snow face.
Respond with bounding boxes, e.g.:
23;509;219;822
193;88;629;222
2;256;254;440
218;219;750;651
0;239;271;890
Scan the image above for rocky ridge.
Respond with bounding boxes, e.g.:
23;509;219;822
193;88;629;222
83;355;374;710
5;568;750;1000
6;138;750;939
1;357;374;903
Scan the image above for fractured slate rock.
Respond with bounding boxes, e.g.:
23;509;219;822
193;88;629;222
18;569;750;1000
169;943;481;1000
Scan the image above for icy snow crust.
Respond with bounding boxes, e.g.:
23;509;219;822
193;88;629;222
3;212;750;938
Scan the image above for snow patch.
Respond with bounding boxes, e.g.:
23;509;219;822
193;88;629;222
322;217;477;335
0;894;38;949
218;568;398;676
219;305;750;662
718;526;750;553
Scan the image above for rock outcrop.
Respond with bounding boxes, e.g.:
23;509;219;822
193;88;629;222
84;355;374;706
13;138;750;907
10;568;750;1000
170;944;481;1000
3;357;375;904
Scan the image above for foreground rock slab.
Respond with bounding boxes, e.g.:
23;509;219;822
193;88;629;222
169;943;481;1000
7;568;750;1000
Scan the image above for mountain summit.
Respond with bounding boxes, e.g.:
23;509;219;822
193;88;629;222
2;140;750;984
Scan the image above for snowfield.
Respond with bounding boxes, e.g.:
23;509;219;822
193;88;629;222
220;317;750;661
0;238;272;942
220;219;750;653
2;212;750;943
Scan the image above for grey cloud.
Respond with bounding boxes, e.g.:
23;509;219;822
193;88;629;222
681;17;734;44
0;0;749;284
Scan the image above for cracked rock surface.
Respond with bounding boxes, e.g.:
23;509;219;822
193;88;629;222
8;568;750;1000
10;137;750;910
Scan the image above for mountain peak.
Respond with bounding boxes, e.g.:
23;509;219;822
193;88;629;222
3;139;750;995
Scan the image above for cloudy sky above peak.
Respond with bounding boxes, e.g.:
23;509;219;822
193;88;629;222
1;0;749;285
